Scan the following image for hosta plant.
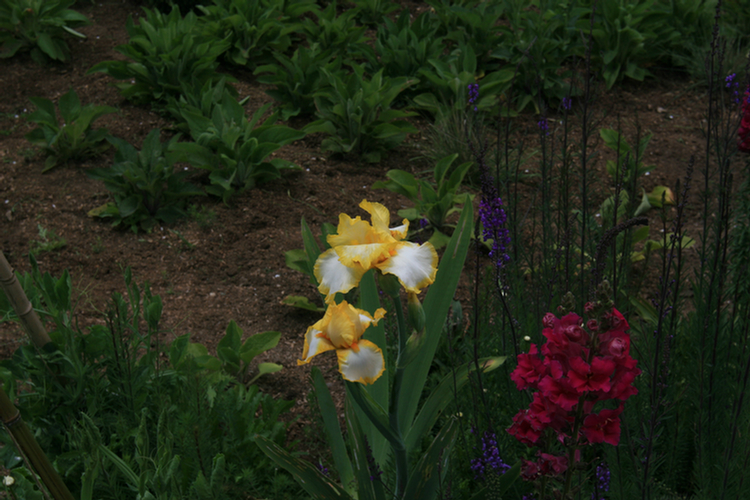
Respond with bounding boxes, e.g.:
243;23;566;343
88;6;231;107
578;0;680;89
300;1;366;58
491;0;585;112
87;129;203;232
372;154;473;248
25;88;116;172
356;9;444;86
0;0;88;63
305;65;418;163
199;0;315;68
254;44;343;121
414;44;514;119
164;76;241;132
171;97;305;202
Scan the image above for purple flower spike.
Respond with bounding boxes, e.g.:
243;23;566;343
468;83;479;112
470;431;511;480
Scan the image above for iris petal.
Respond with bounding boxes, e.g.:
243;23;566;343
337;339;385;385
377;241;438;293
298;327;335;365
315;249;366;303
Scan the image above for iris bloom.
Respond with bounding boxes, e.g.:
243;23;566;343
298;301;387;384
315;200;438;303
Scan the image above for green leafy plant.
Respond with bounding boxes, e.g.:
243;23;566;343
579;0;680;89
373;154;473;248
172;97;305;202
351;0;398;26
356;9;444;88
164;76;240;132
305;66;418;163
87;129;203;232
88;6;231;106
254;43;343;120
427;0;506;70
414;44;514;119
491;0;585;111
0;263;296;499
28;224;67;254
25;88;116;172
300;1;366;57
0;0;88;63
199;0;315;68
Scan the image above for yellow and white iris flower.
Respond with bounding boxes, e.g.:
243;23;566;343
298;301;387;384
314;200;438;303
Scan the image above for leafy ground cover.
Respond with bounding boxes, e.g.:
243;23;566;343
0;0;744;497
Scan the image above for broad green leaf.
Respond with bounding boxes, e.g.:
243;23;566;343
398;202;473;433
405;356;506;453
345;381;402;447
239;330;281;362
356;270;389;463
247;363;283;384
345;400;387;500
58;88;81;124
402;417;459;500
634;188;652;216
281;295;324;312
255;435;354;499
311;367;354;494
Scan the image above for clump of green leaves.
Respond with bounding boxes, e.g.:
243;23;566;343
414;44;513;119
300;1;366;57
28;224;67;254
373;154;473;248
25;88;116;172
579;0;680;89
351;0;399;26
172;97;305;202
356;9;444;87
254;43;342;120
87;129;203;232
491;0;584;111
88;6;231;107
0;0;88;63
199;0;314;69
306;66;418;163
0;263;297;499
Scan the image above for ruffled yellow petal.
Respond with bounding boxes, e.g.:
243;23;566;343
298;326;336;365
325;302;359;348
314;248;366;303
377;241;438;294
335;242;393;270
360;199;408;241
337;339;385;384
327;214;372;247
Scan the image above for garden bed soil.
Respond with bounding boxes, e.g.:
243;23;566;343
0;0;732;461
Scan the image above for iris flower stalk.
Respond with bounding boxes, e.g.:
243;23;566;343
299;200;439;498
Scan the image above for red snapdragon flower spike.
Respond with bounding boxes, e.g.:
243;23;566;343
582;405;623;446
508;306;639;484
739;89;750;153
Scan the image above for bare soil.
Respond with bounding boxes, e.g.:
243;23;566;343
0;0;724;455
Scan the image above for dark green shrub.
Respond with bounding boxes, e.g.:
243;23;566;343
0;0;88;63
87;129;203;232
25;88;116;172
